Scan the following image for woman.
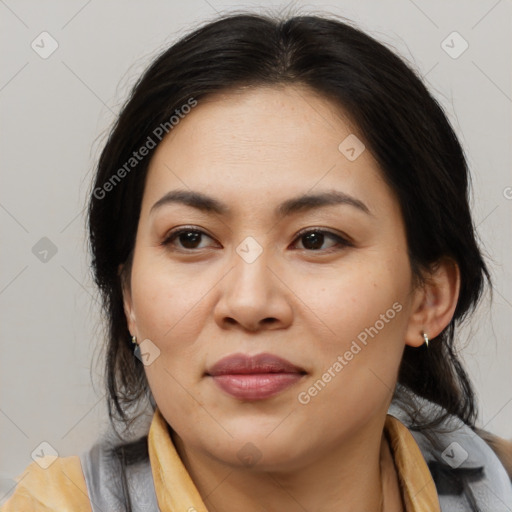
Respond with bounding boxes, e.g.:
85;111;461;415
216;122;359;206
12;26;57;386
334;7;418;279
3;11;511;512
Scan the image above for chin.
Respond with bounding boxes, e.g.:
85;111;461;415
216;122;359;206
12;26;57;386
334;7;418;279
212;423;310;469
210;441;306;473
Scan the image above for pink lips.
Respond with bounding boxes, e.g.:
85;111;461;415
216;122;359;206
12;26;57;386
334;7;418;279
206;352;306;400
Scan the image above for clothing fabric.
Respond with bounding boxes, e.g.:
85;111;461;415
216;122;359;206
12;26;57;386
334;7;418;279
388;398;512;511
3;392;512;511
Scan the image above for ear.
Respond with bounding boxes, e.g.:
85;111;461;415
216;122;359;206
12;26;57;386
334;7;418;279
404;258;460;347
119;263;137;337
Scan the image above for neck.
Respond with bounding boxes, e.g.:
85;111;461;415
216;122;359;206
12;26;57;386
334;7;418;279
170;415;393;512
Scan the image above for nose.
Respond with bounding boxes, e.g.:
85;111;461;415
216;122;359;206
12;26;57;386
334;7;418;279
213;248;293;332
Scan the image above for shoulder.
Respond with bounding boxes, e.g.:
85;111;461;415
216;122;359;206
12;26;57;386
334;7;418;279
474;426;512;480
1;455;92;511
388;391;512;512
79;435;158;511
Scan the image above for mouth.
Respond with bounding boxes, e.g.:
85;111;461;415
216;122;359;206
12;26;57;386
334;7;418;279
205;352;307;401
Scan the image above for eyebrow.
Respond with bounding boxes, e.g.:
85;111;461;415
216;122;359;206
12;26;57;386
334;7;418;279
150;189;371;218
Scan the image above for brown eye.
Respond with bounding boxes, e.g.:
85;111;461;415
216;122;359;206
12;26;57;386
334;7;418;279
161;227;351;254
293;229;352;252
175;230;203;249
161;228;216;251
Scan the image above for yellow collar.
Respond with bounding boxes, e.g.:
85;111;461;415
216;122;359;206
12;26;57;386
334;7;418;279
148;409;440;512
384;415;440;511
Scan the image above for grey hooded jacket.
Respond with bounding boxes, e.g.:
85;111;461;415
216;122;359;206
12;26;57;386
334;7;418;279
80;392;512;512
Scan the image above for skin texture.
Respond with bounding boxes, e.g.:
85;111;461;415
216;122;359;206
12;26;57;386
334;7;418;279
122;85;460;512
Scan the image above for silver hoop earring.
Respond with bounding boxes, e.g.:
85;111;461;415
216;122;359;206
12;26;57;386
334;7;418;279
422;332;429;347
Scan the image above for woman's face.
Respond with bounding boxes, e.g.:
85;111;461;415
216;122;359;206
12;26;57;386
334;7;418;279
123;85;425;471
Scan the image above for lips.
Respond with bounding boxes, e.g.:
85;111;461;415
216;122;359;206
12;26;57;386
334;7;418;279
207;352;306;376
206;353;307;400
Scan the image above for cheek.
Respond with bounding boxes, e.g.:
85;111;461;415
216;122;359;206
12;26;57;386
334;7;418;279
130;257;208;343
302;258;410;342
293;257;411;398
130;258;213;428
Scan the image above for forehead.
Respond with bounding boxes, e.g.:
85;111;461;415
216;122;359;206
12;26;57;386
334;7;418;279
161;85;360;159
142;85;395;218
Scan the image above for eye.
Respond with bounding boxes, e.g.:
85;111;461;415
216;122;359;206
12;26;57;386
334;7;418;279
161;227;352;253
161;227;218;251
292;228;352;252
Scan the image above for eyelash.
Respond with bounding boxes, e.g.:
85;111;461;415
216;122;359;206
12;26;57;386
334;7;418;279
160;226;353;254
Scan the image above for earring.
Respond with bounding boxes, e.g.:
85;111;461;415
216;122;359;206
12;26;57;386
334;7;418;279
131;335;141;359
422;332;429;347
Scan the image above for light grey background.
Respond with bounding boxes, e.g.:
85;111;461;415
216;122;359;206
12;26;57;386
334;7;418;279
1;0;511;501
